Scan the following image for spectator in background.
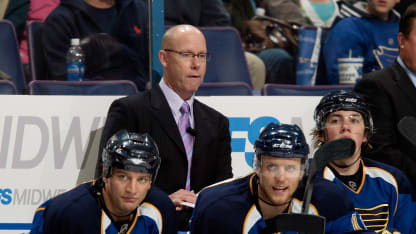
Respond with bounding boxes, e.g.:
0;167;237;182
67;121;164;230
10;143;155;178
244;51;266;90
340;0;412;18
226;0;349;86
96;25;232;231
323;0;400;84
19;0;60;68
250;0;373;85
1;0;29;42
41;0;149;91
312;90;416;233
165;0;231;26
0;0;8;19
293;0;339;27
262;0;306;25
224;0;296;85
263;0;360;28
354;4;416;190
261;0;341;27
165;0;266;91
80;33;138;81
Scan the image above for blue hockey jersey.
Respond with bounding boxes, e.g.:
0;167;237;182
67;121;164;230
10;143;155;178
318;158;416;233
30;180;176;234
323;12;399;84
190;173;366;234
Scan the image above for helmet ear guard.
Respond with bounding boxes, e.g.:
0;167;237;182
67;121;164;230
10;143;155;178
314;90;374;136
253;123;309;172
102;130;161;182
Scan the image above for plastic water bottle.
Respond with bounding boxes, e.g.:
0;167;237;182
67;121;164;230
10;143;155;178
255;7;265;16
66;38;85;81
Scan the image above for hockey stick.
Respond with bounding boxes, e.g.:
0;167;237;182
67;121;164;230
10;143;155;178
397;116;416;147
302;138;355;214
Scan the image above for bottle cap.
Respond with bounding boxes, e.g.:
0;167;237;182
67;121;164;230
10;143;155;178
71;38;80;46
256;8;265;16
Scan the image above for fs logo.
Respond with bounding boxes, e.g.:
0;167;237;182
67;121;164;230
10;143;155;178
0;188;12;205
229;116;279;167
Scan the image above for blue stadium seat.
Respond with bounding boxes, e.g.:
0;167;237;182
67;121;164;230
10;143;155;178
29;80;139;95
0;20;27;93
262;84;354;96
196;82;252;96
0;80;18;94
27;20;45;81
199;27;253;87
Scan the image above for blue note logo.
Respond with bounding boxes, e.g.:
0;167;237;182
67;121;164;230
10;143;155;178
228;116;279;167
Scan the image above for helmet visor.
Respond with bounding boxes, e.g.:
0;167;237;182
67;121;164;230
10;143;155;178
323;113;365;132
258;157;305;179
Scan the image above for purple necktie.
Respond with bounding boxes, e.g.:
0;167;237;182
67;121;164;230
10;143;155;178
179;102;194;191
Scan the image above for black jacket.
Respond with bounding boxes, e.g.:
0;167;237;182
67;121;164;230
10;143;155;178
41;0;149;90
97;85;233;194
354;60;416;189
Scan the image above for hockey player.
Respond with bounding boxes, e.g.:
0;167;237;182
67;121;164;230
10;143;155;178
190;122;367;233
312;90;416;233
30;130;176;234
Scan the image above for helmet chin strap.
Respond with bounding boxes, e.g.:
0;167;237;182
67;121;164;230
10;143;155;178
96;180;136;220
256;179;290;207
258;194;290;207
323;134;361;169
108;210;135;218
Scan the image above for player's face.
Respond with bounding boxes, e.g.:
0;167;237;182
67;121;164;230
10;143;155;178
322;110;367;166
257;156;303;206
367;0;399;21
159;29;207;100
103;168;152;217
399;19;416;73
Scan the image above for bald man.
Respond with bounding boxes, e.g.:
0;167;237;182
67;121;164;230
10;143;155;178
96;25;232;230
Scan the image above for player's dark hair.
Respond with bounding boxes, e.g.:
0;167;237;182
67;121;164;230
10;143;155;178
400;4;416;38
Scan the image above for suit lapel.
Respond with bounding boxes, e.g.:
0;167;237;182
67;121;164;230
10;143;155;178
193;99;208;161
150;86;186;155
392;61;416;111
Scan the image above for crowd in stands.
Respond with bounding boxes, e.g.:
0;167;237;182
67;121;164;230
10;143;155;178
0;0;416;233
0;0;414;91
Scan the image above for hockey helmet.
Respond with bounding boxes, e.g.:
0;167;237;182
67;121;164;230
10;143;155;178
254;123;309;163
314;90;373;135
102;130;161;182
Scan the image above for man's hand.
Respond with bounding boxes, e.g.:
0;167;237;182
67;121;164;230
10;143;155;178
169;189;197;211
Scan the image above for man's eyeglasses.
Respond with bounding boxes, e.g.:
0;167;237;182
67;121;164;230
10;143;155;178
164;49;211;61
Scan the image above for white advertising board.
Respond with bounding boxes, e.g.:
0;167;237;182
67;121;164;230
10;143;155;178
0;95;321;232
